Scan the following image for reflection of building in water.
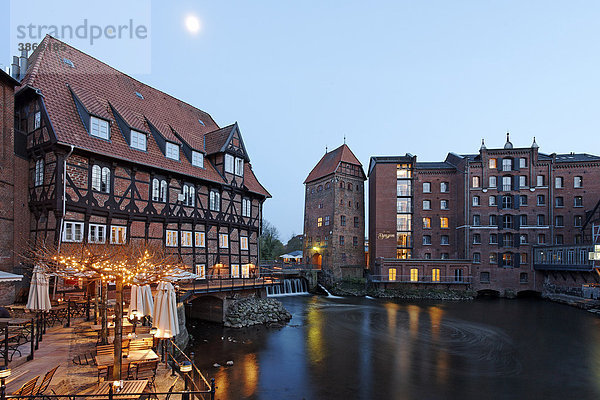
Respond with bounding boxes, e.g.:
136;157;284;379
242;353;259;398
306;297;324;366
428;306;443;341
407;304;420;338
384;302;399;336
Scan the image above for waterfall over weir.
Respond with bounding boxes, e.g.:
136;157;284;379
267;278;309;296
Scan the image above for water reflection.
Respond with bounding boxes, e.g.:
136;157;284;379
189;297;600;400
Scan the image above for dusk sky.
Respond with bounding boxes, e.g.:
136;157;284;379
3;1;600;241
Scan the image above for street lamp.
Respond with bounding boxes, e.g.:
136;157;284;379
127;310;140;334
0;366;11;400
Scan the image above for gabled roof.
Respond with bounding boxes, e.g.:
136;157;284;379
304;144;364;184
16;35;268;197
205;124;236;155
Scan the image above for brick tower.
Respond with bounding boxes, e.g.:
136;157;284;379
303;144;366;282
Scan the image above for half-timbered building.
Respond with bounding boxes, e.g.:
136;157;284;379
12;35;270;280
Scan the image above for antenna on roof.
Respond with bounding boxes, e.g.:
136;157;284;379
325;146;328;153
343;134;346;145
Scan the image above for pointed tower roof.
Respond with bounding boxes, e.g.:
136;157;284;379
304;144;365;184
532;137;539;149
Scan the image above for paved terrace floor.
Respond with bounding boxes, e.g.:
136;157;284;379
5;317;184;397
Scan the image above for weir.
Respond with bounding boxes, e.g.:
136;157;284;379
267;278;309;296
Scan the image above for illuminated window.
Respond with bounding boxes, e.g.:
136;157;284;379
432;269;440;282
242;264;251;278
181;231;192;247
388;268;397;281
396;249;411;259
195;232;206;247
440;217;449;228
219;233;229;248
195;264;206;279
110;226;127;244
423;217;431;229
166;230;178;247
489;158;497;169
317;217;322;227
410;268;418;282
231;264;240;278
241;236;249;250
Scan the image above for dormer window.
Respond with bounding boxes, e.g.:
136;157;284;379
166;142;179;160
225;154;234;173
192;151;204;168
90;116;110;140
130;130;147;151
235;157;244;176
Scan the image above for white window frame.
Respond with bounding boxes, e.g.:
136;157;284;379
242;198;251;217
519;175;527;188
165;142;180;161
34;159;44;187
489;176;497;188
489;196;497;206
63;221;84;242
192;151;204;168
240;236;249;250
181;231;192;247
90;116;110;140
166;230;178;247
440;200;448;210
472;196;480;206
219;233;229;248
88;223;106;244
130;130;147;151
225;154;234;173
519;158;527;169
502;158;512;171
472;176;480;188
555;177;563;189
235;157;244;176
440;182;449;192
195;264;206;280
210;191;221;212
110;226;127;244
231;264;240;278
423;200;431;210
537;175;545;187
194;232;206;247
423;182;431;193
241;264;250;278
182;184;195;207
574;176;583;188
91;165;111;193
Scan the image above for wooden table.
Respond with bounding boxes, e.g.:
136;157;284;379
88;380;148;400
0;318;31;325
95;348;159;368
91;320;133;330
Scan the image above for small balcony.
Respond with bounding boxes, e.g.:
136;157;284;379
533;245;595;272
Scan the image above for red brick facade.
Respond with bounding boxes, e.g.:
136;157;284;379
303;145;366;281
369;137;600;295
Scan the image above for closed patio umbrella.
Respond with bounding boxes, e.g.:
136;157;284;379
26;265;51;312
152;282;179;338
129;285;154;318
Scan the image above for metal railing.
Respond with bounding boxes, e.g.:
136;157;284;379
533;245;594;271
3;391;212;400
177;277;269;301
370;274;472;284
166;339;213;400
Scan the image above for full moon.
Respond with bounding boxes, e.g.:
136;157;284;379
185;15;201;34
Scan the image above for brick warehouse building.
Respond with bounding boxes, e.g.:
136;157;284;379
303;144;366;281
369;134;600;296
0;35;270;298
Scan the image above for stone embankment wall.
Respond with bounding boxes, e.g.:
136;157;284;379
224;298;292;328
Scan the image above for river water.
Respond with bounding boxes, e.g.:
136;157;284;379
189;295;600;400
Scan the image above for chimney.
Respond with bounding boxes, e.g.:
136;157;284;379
19;49;28;81
11;56;20;80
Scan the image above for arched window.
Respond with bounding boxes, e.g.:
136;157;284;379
347;183;353;191
339;181;344;188
91;165;110;193
152;178;160;201
325;182;330;189
182;184;195;207
317;185;323;192
160;180;167;202
210;190;221;212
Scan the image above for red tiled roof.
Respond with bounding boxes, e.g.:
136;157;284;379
244;163;271;198
304;144;363;184
205;124;235;155
18;35;268;196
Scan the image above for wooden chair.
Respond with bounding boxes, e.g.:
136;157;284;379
34;365;60;396
129;339;151;351
12;376;39;396
97;365;109;384
96;344;113;356
106;363;132;381
131;360;158;388
51;385;72;400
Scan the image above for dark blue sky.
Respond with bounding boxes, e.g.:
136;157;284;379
3;0;600;240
